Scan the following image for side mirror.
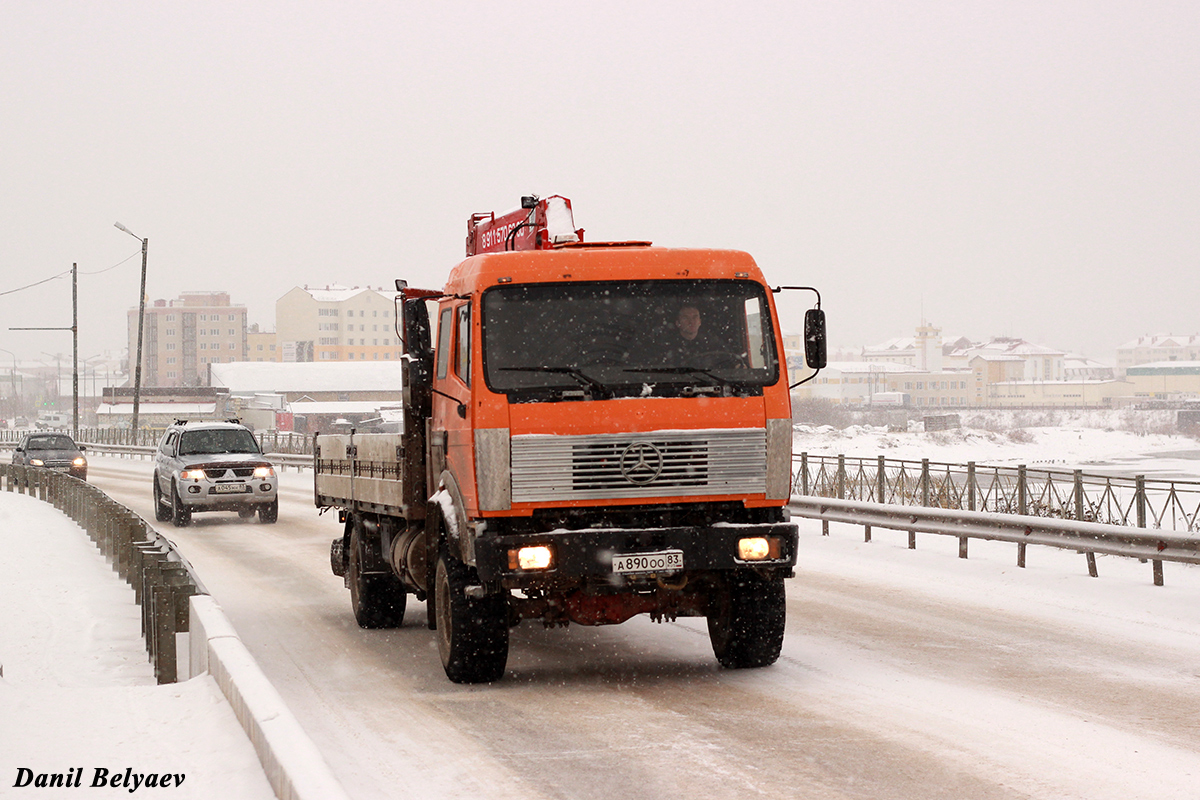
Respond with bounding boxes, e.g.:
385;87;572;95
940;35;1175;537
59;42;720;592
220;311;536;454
804;308;827;370
395;279;408;291
79;444;86;451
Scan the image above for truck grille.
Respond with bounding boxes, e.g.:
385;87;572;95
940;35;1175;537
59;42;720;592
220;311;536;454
510;428;766;502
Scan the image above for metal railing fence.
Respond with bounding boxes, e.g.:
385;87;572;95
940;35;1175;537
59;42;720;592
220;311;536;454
794;453;1200;535
0;462;207;683
789;495;1200;586
0;427;313;454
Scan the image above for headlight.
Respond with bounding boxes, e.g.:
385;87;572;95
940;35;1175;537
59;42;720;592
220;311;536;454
29;458;44;466
508;545;554;571
181;469;206;480
737;536;782;561
254;466;275;478
72;457;86;467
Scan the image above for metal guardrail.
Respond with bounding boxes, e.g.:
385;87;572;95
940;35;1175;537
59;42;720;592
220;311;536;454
794;452;1200;534
789;495;1200;586
0;427;314;454
66;441;312;472
0;462;207;682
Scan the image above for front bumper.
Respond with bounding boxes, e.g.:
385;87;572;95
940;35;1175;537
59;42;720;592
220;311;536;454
474;521;798;585
178;477;277;510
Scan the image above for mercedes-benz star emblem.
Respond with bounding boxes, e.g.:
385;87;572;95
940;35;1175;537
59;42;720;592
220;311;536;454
619;442;663;485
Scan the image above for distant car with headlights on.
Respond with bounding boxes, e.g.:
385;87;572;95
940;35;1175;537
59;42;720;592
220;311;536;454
153;419;278;527
12;432;88;480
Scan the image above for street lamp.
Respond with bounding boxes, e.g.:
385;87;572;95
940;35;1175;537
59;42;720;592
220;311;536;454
0;347;18;419
82;354;104;423
115;222;148;442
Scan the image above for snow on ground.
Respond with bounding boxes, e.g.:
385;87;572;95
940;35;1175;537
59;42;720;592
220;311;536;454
794;412;1200;479
4;418;1200;798
0;490;275;799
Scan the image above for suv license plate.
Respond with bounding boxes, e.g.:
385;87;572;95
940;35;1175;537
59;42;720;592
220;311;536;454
212;483;250;494
612;550;684;575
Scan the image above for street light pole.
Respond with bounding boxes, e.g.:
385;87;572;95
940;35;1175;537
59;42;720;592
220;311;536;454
0;347;17;419
72;262;78;439
115;223;148;443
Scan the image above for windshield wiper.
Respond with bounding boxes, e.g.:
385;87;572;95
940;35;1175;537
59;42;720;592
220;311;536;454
499;366;611;398
621;366;733;389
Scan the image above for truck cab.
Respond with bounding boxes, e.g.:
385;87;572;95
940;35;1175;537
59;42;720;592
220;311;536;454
318;197;825;683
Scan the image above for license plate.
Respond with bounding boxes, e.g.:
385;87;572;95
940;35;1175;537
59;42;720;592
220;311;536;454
212;483;250;494
612;549;684;575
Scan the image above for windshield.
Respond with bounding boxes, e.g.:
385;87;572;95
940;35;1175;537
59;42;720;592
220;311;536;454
482;279;778;399
27;435;76;450
178;428;261;456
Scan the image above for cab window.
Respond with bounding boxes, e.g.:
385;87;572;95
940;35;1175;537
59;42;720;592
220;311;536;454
436;306;453;380
455;303;471;386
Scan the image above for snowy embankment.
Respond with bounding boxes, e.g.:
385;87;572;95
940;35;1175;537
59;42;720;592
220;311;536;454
794;411;1200;478
0;490;276;799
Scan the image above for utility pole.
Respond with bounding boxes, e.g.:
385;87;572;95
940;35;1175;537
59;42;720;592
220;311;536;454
72;263;78;439
116;223;148;443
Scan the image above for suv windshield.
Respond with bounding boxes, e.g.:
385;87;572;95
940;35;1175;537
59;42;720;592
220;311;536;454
481;279;778;398
178;428;260;456
27;435;75;450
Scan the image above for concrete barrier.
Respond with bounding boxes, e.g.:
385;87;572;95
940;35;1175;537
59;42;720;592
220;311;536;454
189;595;351;800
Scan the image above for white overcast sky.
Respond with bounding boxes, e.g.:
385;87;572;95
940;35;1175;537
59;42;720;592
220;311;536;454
2;0;1197;366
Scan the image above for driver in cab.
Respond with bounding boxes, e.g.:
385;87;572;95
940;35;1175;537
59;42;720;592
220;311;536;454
663;304;717;362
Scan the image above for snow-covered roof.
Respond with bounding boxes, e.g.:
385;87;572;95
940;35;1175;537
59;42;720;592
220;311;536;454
210;361;403;393
288;400;403;415
967;353;1025;362
863;337;917;352
816;361;922;374
1117;334;1200;350
293;284;396;304
96;403;217;415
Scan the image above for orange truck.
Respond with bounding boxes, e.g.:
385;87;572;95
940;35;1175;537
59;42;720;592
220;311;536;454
317;196;826;683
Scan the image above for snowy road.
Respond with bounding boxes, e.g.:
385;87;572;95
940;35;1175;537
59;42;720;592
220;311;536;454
87;455;1200;800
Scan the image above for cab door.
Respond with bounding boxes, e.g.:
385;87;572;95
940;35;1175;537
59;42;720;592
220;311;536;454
431;299;476;512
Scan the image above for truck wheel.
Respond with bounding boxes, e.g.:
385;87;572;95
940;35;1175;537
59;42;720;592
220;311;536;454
170;482;192;528
349;516;406;628
258;498;279;524
707;572;786;669
435;549;508;683
152;476;171;522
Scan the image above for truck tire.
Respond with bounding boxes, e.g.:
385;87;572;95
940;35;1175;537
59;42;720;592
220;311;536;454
170;482;192;528
435;549;508;683
707;571;786;669
349;516;406;629
152;476;171;522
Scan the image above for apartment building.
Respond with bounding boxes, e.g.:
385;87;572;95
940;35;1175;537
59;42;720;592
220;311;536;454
276;285;402;363
127;291;247;387
246;324;279;363
1116;335;1200;377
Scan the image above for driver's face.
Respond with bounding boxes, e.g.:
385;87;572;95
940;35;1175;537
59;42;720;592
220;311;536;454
676;306;701;340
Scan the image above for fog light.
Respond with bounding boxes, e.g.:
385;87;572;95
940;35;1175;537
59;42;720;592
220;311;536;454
737;537;781;561
260;483;272;492
509;545;553;571
188;485;201;494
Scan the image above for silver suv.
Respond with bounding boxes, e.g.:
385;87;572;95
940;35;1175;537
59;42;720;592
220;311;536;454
153;419;278;527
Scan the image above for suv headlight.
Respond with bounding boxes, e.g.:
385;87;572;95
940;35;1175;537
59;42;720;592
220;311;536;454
254;466;275;478
29;458;44;466
181;469;207;480
73;457;86;467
